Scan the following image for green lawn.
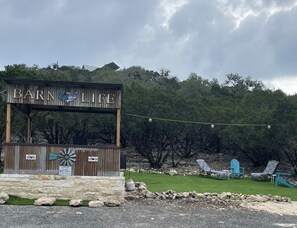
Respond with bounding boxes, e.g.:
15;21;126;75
125;171;297;201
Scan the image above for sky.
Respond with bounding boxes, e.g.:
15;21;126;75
1;0;297;94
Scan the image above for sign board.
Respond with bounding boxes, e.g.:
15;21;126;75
59;166;72;176
5;79;122;110
88;156;98;162
26;154;36;160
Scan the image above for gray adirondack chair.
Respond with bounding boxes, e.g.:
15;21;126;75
196;159;229;180
251;160;279;181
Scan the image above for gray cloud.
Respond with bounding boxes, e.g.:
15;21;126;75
1;0;297;88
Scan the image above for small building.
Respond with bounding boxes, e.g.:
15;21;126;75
82;64;98;71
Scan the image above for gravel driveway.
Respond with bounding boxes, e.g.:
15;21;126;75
1;199;297;228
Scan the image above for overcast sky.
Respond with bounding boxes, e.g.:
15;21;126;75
1;0;297;94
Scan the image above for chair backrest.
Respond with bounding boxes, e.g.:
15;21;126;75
263;160;279;175
230;159;240;174
196;159;211;172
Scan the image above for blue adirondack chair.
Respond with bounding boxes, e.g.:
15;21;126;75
274;172;295;188
230;159;245;178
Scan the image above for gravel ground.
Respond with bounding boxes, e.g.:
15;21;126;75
1;199;297;228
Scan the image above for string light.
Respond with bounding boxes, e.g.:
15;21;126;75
123;113;286;128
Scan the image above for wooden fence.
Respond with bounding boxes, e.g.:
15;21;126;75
4;143;120;176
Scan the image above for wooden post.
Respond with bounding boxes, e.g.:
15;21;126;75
116;108;121;147
27;116;32;143
6;103;11;143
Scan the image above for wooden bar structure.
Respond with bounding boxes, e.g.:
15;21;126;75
3;78;123;177
4;143;120;176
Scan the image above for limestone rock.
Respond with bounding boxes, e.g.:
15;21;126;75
0;192;9;204
69;199;83;207
181;192;190;198
137;184;147;193
125;179;135;191
88;200;104;208
218;192;232;199
34;197;56;206
104;199;122;207
145;191;155;198
168;169;178;176
135;182;146;188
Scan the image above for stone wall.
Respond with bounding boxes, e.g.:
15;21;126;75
0;174;125;202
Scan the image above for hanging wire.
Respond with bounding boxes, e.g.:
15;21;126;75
123;113;287;128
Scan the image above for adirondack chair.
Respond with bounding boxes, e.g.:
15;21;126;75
230;159;245;178
196;159;229;180
273;166;296;188
251;160;279;181
274;172;295;188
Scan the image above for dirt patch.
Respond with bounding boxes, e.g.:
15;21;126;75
240;201;297;216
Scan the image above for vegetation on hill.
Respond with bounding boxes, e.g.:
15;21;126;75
0;64;297;172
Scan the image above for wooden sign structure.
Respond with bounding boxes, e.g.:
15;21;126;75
3;78;123;176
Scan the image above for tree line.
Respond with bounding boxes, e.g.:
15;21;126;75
0;64;297;172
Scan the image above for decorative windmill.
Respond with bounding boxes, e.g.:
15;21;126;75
49;148;76;166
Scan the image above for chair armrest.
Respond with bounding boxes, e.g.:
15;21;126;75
240;167;245;174
275;172;292;177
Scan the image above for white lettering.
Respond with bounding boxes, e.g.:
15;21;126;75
13;88;22;99
23;90;34;99
36;90;44;100
47;91;54;101
107;94;115;104
81;93;89;103
98;94;105;104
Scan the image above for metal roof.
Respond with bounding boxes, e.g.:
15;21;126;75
3;78;123;90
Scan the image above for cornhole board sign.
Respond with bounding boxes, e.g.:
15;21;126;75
88;156;98;162
26;154;36;160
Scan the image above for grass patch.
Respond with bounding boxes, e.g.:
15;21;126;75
125;171;297;201
6;195;89;206
6;195;35;205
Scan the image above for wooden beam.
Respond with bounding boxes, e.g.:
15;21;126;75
27;116;32;143
6;103;11;143
116;109;121;147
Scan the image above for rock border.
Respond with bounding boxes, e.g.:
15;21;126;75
125;181;292;205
